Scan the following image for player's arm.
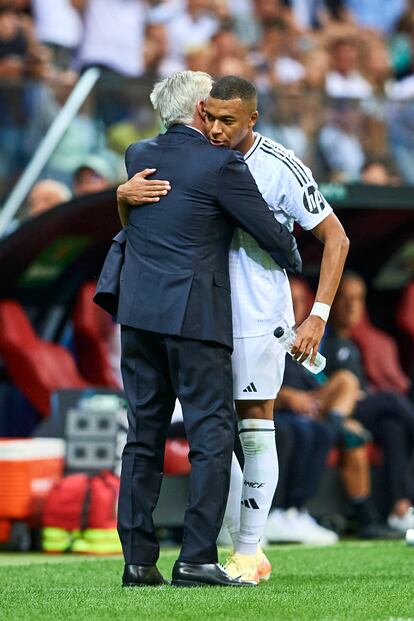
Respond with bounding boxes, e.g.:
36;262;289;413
117;168;171;226
217;152;302;273
293;213;349;364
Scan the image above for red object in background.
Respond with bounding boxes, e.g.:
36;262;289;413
43;471;120;532
73;281;120;388
164;439;191;475
351;311;410;394
396;280;414;375
88;471;119;529
0;299;89;416
42;473;89;532
0;519;12;544
397;280;414;337
0;439;65;526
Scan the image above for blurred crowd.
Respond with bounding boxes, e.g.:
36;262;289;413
2;0;414;214
263;272;414;544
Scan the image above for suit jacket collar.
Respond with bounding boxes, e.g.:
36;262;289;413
167;124;208;142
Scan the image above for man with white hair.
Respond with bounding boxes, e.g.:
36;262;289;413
96;70;301;588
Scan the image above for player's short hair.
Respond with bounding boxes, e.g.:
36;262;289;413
210;76;257;105
150;70;213;128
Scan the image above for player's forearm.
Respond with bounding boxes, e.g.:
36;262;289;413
117;185;130;226
312;215;349;306
315;233;349;306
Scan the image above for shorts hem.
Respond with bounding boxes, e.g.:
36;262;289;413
233;392;277;401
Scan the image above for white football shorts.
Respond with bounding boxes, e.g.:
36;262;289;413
232;332;286;400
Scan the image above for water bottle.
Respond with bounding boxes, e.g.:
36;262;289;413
273;326;326;374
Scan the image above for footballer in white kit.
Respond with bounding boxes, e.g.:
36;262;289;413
230;131;332;400
203;76;348;584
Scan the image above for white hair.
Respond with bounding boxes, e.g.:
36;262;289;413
150;70;213;128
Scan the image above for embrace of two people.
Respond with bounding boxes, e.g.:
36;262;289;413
95;70;349;587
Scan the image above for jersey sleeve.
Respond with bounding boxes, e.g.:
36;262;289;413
279;157;333;231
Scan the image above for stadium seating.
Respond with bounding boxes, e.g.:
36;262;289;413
72;281;119;388
0;300;89;417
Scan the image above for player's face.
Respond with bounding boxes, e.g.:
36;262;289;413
203;96;258;154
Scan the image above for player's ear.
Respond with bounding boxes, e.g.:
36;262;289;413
249;110;259;128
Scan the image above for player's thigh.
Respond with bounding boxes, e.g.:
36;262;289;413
232;333;285;406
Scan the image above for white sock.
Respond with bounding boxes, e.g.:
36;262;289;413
236;418;279;555
222;453;243;548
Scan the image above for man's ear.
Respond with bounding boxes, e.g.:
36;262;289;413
249;110;259;128
197;100;206;118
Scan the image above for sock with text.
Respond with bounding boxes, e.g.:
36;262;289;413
237;418;278;555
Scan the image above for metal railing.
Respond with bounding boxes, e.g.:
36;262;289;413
0;67;101;236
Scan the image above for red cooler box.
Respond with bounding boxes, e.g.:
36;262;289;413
0;438;65;529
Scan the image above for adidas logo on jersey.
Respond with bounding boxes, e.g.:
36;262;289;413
242;382;257;393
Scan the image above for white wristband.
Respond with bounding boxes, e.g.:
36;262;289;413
311;302;330;322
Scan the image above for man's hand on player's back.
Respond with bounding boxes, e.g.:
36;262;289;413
117;168;171;225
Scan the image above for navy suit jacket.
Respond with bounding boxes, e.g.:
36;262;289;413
95;125;301;349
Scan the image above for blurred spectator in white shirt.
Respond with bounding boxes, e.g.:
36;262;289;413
325;36;373;99
249;23;305;90
166;0;219;64
318;99;366;180
72;0;146;77
143;21;182;78
32;0;82;69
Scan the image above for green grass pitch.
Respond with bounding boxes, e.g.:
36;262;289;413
0;542;413;621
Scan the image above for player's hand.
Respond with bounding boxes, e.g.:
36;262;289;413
117;169;171;206
291;314;326;367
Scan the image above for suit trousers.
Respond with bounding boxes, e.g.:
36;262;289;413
117;325;235;566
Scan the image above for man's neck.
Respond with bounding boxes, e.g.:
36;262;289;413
235;131;256;156
185;124;206;138
188;115;207;137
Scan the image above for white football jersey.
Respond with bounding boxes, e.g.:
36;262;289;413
230;133;332;337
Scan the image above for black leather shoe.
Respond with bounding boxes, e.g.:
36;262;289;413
122;564;170;587
171;561;256;587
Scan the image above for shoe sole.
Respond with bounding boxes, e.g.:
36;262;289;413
171;579;256;587
122;582;170;587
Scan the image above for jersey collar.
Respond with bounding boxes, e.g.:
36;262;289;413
244;133;262;161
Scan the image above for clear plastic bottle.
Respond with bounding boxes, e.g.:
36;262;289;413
273;326;326;374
